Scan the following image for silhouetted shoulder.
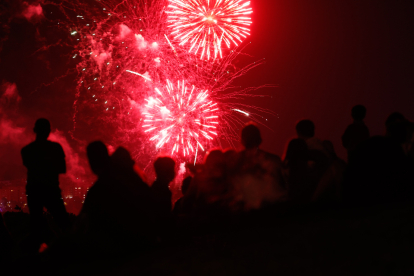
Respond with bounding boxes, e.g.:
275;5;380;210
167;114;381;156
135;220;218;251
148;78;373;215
21;140;66;175
21;141;35;156
22;141;65;156
49;141;65;157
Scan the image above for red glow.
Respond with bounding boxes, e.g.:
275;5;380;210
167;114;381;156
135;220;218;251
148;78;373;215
49;0;266;165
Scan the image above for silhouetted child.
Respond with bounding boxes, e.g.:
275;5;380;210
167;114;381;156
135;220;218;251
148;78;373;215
21;118;69;248
342;105;370;161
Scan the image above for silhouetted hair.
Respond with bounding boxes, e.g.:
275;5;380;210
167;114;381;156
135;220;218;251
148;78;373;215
87;141;110;175
241;123;262;149
296;120;315;138
34;118;51;135
154;156;176;181
112;147;135;169
351;105;367;120
181;176;192;195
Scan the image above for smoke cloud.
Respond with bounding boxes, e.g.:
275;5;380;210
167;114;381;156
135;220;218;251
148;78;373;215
21;2;43;22
117;24;132;40
0;82;88;183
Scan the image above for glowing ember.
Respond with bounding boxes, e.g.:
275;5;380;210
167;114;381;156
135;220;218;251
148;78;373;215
142;80;219;159
167;0;252;60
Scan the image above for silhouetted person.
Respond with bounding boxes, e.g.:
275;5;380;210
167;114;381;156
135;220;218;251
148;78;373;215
342;105;370;161
77;144;156;261
282;139;313;203
172;176;192;216
103;146;156;243
79;141;111;226
21;118;69;247
313;140;346;203
296;119;327;155
344;113;414;205
151;156;176;240
86;141;110;175
385;112;406;135
191;149;227;212
235;123;285;210
152;157;175;215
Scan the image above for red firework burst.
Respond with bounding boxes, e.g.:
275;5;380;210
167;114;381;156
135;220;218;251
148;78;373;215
142;80;219;159
166;0;252;60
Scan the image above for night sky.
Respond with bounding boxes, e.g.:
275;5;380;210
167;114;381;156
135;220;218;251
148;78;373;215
0;0;413;181
246;0;414;159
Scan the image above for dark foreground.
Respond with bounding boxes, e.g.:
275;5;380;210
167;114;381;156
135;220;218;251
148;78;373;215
3;202;414;276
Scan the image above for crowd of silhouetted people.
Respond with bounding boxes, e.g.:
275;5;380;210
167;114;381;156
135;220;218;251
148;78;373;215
1;105;414;273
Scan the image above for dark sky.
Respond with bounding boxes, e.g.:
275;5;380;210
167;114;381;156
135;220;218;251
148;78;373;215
243;0;414;158
1;0;413;181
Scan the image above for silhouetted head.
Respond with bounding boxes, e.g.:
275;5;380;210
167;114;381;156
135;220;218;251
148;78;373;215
385;113;411;144
283;138;308;162
181;176;192;195
296;120;315;139
385;112;406;129
87;141;110;175
351;105;367;121
112;147;135;169
34;118;51;140
204;149;224;167
154;156;176;183
241;122;262;149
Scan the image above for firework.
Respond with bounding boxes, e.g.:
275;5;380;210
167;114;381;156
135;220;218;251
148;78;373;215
166;0;252;60
142;80;219;160
46;0;268;168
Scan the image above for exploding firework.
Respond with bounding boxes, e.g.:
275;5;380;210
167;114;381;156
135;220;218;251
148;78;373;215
142;80;219;160
166;0;252;60
45;0;269;168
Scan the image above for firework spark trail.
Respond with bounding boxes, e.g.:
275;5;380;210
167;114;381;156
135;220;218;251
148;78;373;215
44;0;274;164
166;0;252;60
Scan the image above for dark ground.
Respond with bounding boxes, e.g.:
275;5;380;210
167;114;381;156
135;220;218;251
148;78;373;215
3;201;414;275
